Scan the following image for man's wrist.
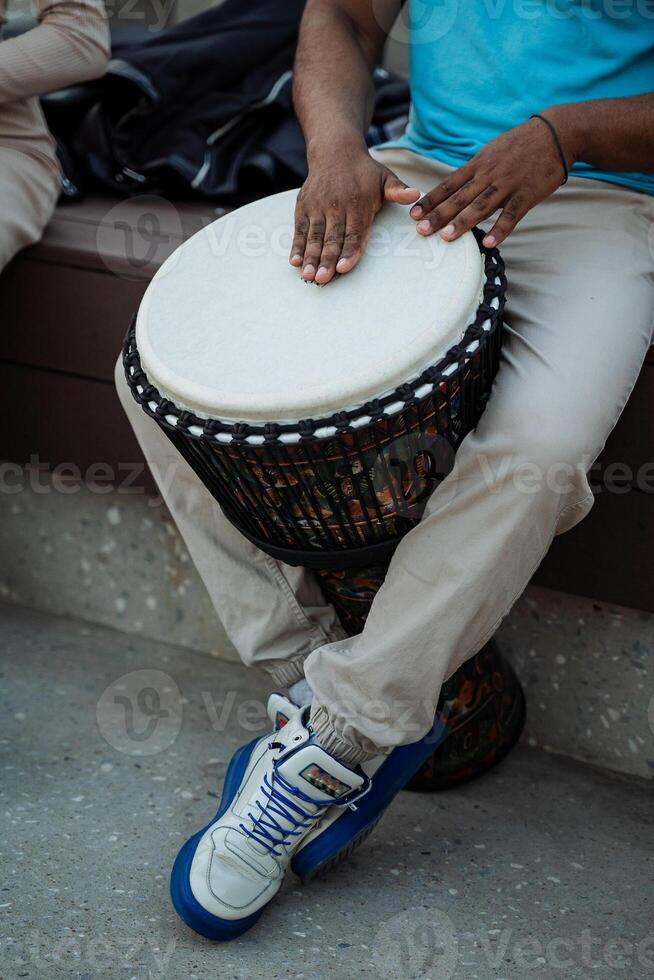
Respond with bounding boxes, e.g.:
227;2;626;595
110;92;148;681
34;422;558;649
541;104;586;167
306;128;369;165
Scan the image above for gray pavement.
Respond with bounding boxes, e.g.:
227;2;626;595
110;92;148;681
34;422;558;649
3;484;652;778
1;602;652;980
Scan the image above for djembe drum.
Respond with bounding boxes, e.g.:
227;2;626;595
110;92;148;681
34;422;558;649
124;189;525;790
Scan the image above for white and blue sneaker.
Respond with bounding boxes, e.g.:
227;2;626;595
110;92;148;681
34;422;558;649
170;694;448;940
169;694;371;940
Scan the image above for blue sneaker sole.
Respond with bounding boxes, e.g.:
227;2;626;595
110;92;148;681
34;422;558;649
169;735;265;941
291;720;448;883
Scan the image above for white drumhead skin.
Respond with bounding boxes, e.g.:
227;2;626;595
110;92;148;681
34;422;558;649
136;188;484;424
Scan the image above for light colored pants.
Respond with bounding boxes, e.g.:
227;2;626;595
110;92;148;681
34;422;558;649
116;147;654;765
0;146;59;272
0;0;109;271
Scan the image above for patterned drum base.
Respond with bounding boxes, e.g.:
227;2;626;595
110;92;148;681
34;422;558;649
317;565;526;791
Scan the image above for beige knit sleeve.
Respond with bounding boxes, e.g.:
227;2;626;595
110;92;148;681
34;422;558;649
0;0;110;105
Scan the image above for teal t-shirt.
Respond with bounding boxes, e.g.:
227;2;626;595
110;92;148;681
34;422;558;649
382;0;654;195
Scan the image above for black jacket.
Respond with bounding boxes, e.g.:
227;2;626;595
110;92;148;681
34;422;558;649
71;0;409;200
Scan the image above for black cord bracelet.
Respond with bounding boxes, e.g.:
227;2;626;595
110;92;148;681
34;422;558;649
530;113;569;184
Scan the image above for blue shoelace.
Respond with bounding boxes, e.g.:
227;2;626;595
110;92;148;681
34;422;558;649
239;758;334;858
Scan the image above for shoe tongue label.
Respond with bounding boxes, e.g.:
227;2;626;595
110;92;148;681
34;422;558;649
299;762;352;799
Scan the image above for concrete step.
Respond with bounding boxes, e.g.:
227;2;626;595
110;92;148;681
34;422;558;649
1;603;652;980
0;481;652;781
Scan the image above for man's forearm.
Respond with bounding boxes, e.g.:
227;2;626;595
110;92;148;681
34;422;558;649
289;1;417;284
293;0;391;162
547;95;654;173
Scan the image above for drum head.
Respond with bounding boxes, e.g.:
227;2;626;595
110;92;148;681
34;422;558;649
136;189;484;424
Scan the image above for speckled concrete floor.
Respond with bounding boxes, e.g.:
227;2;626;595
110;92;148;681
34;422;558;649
3;484;653;779
1;602;652;980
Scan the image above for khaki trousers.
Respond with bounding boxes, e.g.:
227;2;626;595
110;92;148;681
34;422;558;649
0;146;59;272
116;148;654;764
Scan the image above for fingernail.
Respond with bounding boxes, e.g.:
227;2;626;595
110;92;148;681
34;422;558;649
291;253;302;264
317;266;328;278
440;223;456;239
483;234;496;247
303;264;315;277
417;220;431;234
410;204;422;217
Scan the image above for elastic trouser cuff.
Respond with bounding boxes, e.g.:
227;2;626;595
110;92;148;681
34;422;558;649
309;703;382;767
266;654;309;688
264;623;350;689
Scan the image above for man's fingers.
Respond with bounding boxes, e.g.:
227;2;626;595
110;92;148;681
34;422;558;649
430;184;504;241
481;196;526;248
335;216;368;275
410;167;473;220
314;217;346;284
414;178;480;236
301;216;327;280
290;210;308;267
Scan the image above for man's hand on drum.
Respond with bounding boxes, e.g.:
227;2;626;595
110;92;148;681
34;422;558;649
410;113;575;249
290;113;575;284
290;144;420;285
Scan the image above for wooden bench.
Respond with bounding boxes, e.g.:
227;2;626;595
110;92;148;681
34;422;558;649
1;194;652;611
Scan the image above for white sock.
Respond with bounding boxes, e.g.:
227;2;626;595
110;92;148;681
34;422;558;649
288;677;314;707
